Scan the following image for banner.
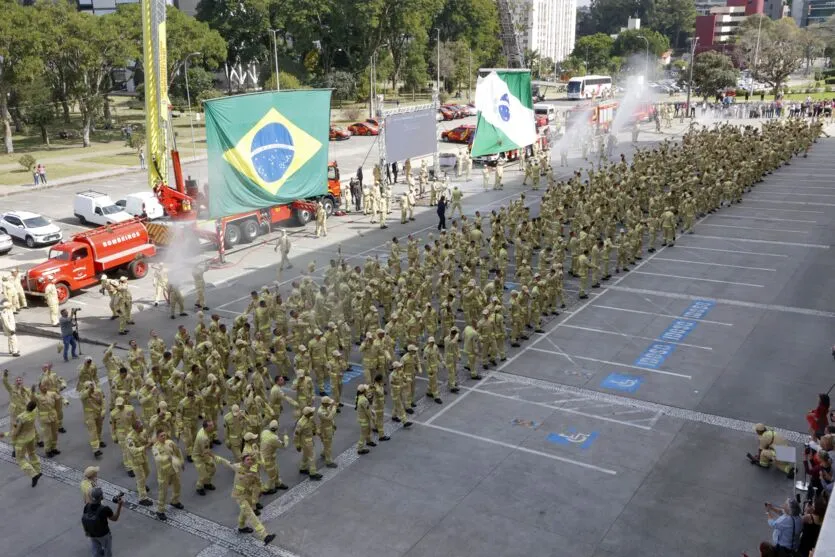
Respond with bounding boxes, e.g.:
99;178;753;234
205;90;331;217
471;70;537;158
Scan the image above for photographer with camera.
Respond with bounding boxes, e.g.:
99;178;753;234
81;487;123;557
761;498;802;556
59;308;79;361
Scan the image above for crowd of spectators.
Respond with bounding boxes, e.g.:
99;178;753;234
744;394;835;556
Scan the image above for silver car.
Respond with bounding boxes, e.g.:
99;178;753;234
0;231;12;255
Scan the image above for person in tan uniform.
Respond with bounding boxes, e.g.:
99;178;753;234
215;453;276;545
152;429;185;520
747;423;795;478
293;406;322;480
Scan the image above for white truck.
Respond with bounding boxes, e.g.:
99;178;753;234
73;191;133;226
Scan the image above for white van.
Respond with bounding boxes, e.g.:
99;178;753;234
116;192;165;220
534;103;557;122
73;190;133;226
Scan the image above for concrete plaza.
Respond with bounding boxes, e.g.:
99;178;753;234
1;126;832;557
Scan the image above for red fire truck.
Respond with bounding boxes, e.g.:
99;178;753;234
23;219;156;303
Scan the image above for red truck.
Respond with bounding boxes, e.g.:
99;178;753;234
148;160;343;249
23;219;156;303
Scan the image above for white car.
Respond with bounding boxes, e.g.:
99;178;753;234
115;192;165;220
0;211;63;248
0;231;11;255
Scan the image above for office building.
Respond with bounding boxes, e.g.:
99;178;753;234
514;0;577;62
695;0;764;51
807;0;835;24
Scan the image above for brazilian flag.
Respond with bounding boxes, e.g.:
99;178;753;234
204;90;332;217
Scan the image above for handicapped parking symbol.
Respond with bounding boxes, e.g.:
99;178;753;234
601;373;644;393
546;428;598;449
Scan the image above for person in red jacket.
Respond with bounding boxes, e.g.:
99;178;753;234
806;393;832;441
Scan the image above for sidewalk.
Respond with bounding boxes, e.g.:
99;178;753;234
0;155;208;198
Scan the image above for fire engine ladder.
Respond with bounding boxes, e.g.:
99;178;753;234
496;0;525;68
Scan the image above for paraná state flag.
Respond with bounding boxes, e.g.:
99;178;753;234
204;90;331;217
471;70;537;158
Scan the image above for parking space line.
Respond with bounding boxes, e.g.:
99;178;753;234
699;223;808;234
744;199;835;207
452;382;654;430
491;370;807;443
684;235;829;248
713;214;818;224
676;246;788;257
528;347;693;378
727;206;825;214
757;184;834;190
755;192;835;198
630;271;764;288
590;305;733;326
649;257;776;272
559;324;713;350
608;285;835;319
415;422;618;475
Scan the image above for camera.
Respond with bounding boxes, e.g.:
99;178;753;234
112;491;124;503
70;307;81;315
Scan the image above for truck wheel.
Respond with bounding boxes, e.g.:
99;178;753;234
241;220;259;243
224;223;241;248
128;259;149;279
55;283;70;304
296;207;312;225
78;215;87;225
259;221;271;236
322;197;335;216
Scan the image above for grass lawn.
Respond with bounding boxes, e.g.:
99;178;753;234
0;162;112;187
84;152;143;167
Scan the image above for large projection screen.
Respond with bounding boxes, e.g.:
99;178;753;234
384;109;437;162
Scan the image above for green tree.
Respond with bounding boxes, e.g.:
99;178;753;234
169;67;216;105
322;70;356;105
570;33;614;73
63;11;135;146
587;0;653;36
612;29;670;58
263;71;303;90
17;77;56;145
647;0;696;49
107;4;227;85
126;130;145;155
401;41;428;94
196;0;271;80
684;51;738;99
433;0;502;67
378;0;442;93
0;0;42;153
33;0;75;125
736;16;805;98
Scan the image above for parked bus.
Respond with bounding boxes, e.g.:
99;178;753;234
567;75;613;100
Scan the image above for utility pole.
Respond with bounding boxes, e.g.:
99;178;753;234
268;29;280;91
436;28;441;98
183;51;201;163
685;37;698;120
637;35;649;80
468;47;472;102
750;15;763;96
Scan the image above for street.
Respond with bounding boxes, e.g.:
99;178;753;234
1;116;829;557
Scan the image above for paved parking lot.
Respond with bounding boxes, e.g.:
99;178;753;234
1;128;832;557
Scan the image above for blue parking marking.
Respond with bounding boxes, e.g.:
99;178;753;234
659;319;698;343
323;365;365;395
634;342;676;369
546;429;598;449
601;373;643;393
681;300;715;320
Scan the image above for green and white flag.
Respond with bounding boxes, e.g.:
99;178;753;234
204;90;331;217
471;70;537;157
